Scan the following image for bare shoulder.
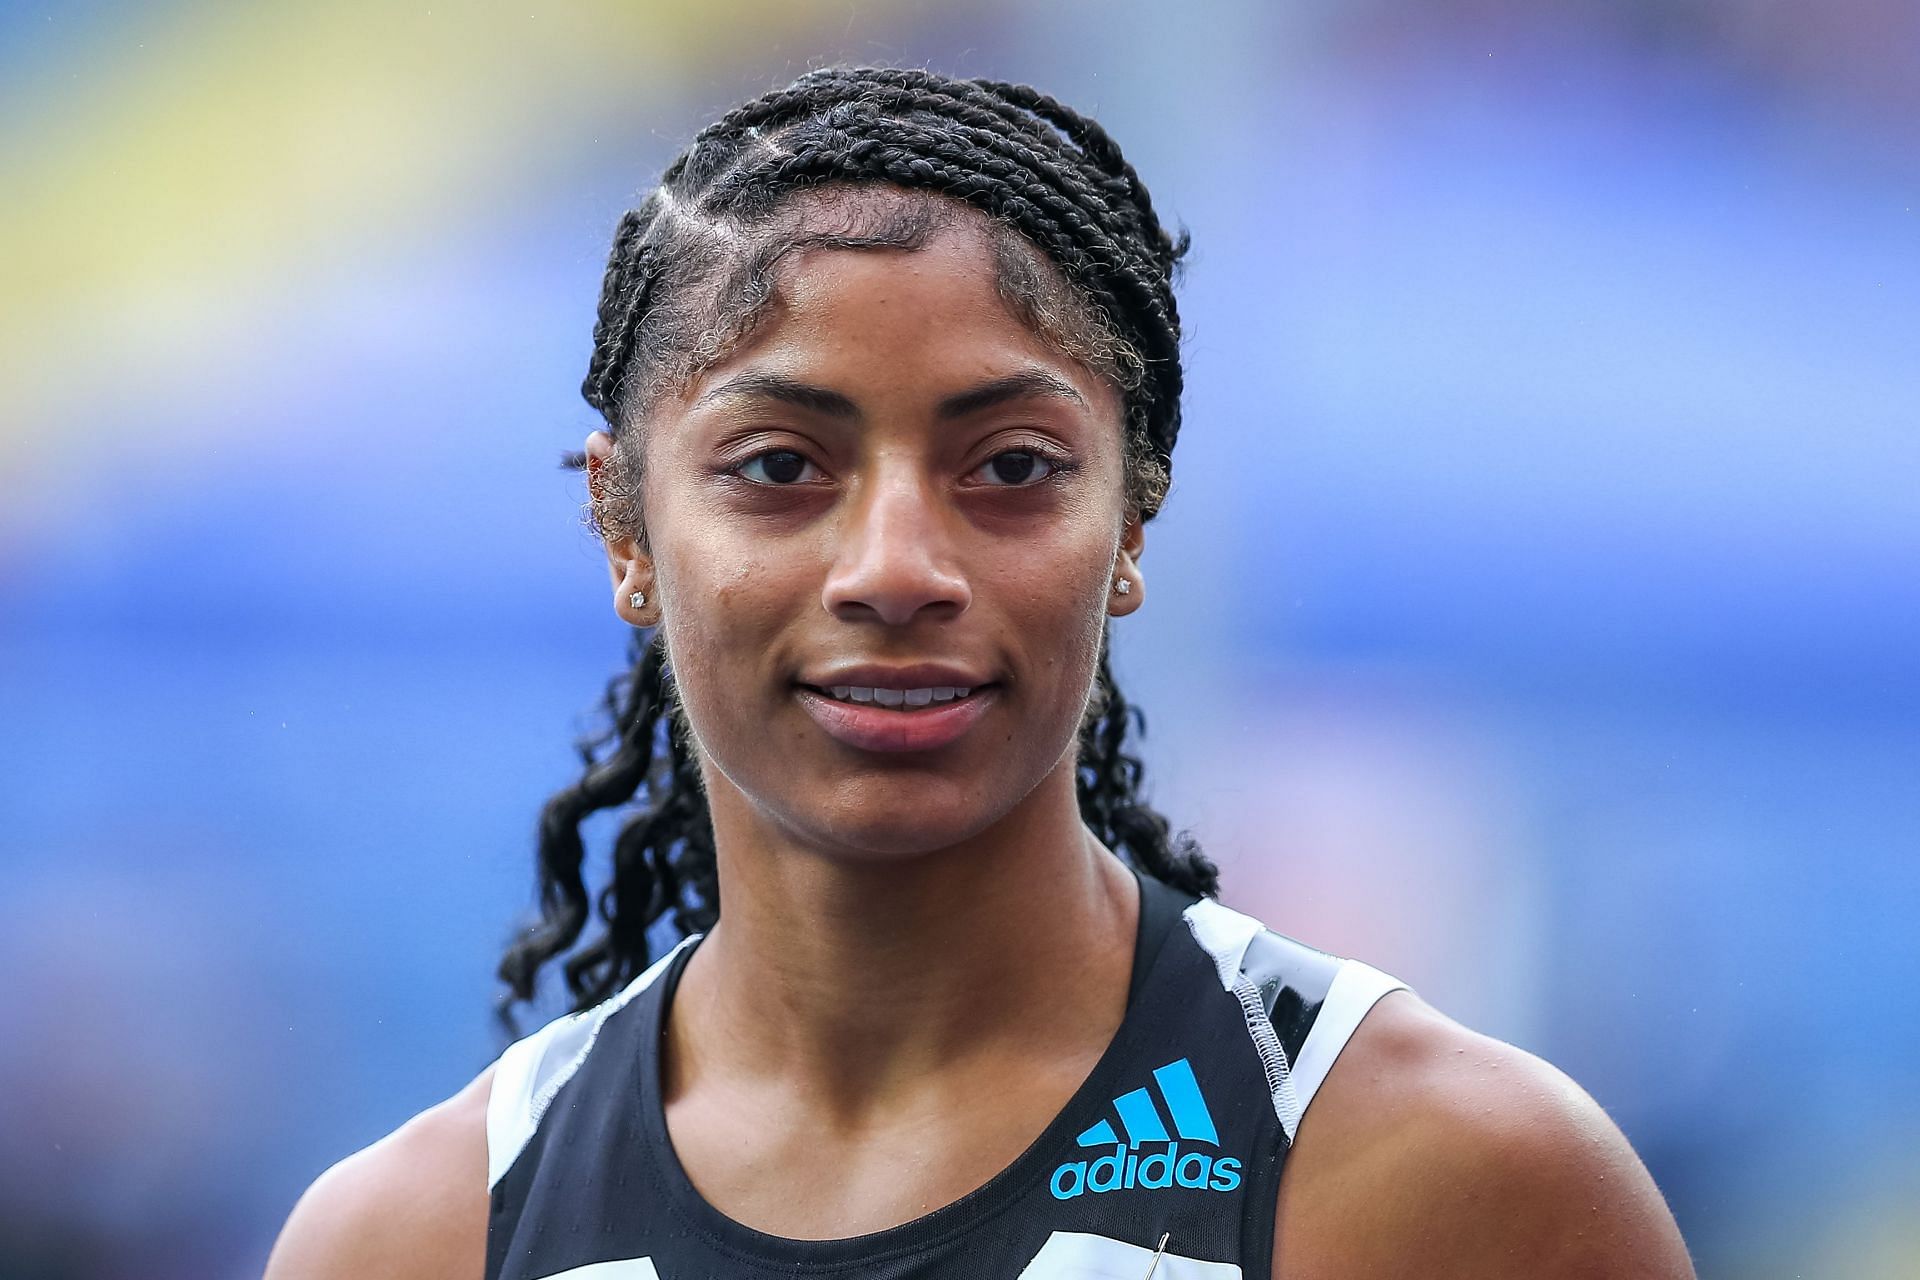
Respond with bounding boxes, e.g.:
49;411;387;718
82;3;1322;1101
261;1062;495;1280
1274;989;1695;1279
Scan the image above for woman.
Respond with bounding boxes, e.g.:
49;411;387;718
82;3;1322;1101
265;66;1694;1279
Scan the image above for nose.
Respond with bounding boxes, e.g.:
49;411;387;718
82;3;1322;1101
821;458;971;626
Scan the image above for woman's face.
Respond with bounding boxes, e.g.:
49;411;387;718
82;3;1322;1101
588;217;1145;861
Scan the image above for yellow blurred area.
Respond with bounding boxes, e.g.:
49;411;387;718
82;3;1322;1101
0;0;898;482
1808;1169;1920;1280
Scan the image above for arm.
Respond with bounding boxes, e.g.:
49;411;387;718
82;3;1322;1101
261;1063;494;1280
1273;992;1695;1279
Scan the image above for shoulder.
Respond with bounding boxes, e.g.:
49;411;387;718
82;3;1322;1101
261;1062;494;1280
1273;988;1696;1279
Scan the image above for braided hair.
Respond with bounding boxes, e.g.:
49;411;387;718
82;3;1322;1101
497;66;1219;1036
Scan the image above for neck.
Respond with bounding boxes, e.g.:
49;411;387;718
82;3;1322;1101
672;764;1141;1113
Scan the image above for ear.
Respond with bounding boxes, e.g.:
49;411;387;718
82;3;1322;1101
1109;512;1146;617
584;430;660;628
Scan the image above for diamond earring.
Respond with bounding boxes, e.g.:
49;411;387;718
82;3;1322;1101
1114;578;1131;595
629;589;647;608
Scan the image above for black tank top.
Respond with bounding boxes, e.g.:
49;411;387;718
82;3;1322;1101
484;873;1408;1279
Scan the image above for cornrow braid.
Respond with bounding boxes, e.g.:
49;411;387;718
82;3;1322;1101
499;65;1215;1036
582;196;663;421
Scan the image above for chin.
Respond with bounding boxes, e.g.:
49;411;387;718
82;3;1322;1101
799;788;1009;862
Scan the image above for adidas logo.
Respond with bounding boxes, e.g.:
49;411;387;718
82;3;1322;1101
1049;1058;1242;1200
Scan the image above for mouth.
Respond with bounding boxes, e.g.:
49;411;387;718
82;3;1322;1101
792;682;1001;752
795;682;995;709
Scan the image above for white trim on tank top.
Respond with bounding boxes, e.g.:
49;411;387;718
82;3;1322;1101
1017;1229;1242;1277
1181;898;1409;1143
1288;959;1409;1111
486;936;698;1190
526;1262;660;1280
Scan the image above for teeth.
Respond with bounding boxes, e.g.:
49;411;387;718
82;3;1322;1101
822;685;974;706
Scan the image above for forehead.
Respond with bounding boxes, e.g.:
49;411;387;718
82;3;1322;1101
639;191;1128;443
758;226;1050;373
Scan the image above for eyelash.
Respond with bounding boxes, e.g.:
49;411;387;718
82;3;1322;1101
726;445;1078;490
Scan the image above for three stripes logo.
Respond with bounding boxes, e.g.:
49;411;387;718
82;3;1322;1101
1049;1058;1242;1201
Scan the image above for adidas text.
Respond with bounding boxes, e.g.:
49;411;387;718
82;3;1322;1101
1048;1143;1243;1200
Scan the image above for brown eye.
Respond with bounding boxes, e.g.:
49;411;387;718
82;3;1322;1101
974;449;1059;487
734;449;822;485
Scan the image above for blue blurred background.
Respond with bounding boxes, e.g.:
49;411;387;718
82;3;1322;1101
1;2;1915;1276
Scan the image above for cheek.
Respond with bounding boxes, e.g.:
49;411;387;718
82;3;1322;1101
662;557;785;661
988;536;1116;699
637;474;819;780
651;481;807;621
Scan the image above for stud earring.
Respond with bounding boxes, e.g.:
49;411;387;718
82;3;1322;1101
629;589;647;608
1114;578;1131;595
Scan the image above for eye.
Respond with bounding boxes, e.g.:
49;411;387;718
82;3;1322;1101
971;448;1063;488
732;448;824;486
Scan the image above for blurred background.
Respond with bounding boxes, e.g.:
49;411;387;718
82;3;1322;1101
1;0;1915;1276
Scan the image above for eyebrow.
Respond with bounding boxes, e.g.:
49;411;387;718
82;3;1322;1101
696;368;1088;421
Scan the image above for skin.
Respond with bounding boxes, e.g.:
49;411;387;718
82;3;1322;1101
261;211;1695;1279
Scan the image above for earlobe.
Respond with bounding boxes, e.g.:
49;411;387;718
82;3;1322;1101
612;564;659;627
605;534;658;627
1110;517;1146;616
607;542;660;627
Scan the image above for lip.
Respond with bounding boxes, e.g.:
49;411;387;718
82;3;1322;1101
794;683;998;753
